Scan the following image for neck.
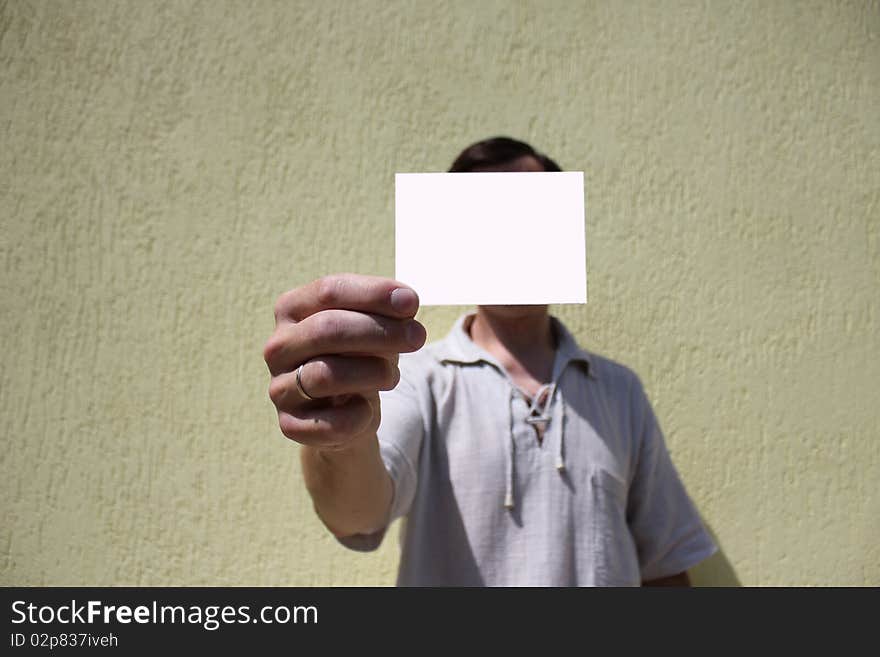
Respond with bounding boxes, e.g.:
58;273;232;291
469;307;556;383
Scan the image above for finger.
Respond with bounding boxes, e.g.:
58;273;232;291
269;356;399;408
277;394;379;449
274;274;420;323
264;310;425;376
335;351;399;366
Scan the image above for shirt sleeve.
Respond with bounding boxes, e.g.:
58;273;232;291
626;375;717;581
335;351;427;552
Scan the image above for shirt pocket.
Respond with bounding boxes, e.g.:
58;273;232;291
589;468;640;586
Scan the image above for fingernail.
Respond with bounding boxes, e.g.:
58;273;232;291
390;287;418;314
406;320;426;347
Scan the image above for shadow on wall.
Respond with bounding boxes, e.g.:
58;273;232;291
689;523;741;587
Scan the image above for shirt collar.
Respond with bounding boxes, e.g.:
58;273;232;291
435;313;596;379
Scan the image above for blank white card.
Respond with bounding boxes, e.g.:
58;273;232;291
395;171;586;306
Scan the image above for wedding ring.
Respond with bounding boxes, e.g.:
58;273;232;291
295;362;316;401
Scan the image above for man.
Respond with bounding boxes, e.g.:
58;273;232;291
264;137;716;586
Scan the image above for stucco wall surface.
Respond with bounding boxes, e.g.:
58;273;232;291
1;0;877;586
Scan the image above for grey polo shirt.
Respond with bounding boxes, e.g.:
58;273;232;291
341;314;716;586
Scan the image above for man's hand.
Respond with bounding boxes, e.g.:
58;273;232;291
264;274;426;452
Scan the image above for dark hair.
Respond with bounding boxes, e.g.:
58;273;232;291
448;136;561;172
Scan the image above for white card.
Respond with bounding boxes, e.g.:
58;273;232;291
395;171;587;306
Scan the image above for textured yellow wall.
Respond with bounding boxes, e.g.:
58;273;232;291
1;0;877;586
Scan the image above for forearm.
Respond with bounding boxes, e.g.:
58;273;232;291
643;571;691;586
300;433;393;537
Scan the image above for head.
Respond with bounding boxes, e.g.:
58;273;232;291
449;136;561;323
449;136;561;174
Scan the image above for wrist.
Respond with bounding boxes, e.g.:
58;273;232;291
310;431;380;465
